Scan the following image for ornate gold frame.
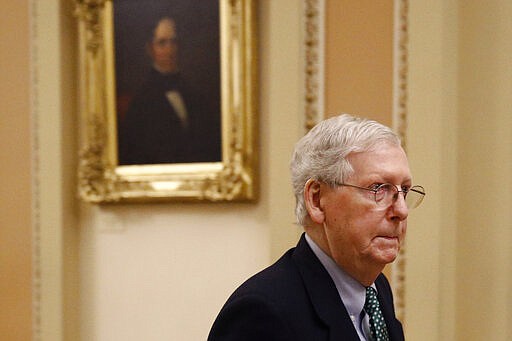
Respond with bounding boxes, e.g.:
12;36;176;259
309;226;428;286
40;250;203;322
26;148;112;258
75;0;257;203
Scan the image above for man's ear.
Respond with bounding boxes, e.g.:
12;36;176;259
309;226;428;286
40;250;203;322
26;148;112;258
304;179;325;224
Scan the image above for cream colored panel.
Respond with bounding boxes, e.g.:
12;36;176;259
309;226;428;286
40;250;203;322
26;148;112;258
457;1;512;339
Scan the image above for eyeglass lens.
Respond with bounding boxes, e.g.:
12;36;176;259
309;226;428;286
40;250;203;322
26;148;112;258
376;184;425;209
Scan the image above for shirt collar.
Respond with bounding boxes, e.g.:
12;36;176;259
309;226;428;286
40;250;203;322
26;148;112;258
304;233;369;322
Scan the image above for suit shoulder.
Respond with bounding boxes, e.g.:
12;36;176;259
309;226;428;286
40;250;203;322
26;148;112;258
208;249;301;340
230;248;301;297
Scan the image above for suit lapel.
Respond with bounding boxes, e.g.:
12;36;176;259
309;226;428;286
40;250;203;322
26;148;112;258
292;234;360;341
376;274;405;341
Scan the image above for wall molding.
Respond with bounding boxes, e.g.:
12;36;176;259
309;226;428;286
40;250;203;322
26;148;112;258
303;0;409;323
303;0;325;132
390;0;409;323
30;1;73;339
30;0;42;338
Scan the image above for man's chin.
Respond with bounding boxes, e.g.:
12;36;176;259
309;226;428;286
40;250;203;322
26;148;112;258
375;247;399;265
156;62;177;74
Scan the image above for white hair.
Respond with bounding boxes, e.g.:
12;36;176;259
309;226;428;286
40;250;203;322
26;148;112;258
290;114;401;226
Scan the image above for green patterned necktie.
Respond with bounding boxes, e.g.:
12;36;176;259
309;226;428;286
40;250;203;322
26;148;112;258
364;287;390;341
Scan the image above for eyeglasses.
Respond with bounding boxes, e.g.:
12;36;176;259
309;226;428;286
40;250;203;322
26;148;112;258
335;183;426;209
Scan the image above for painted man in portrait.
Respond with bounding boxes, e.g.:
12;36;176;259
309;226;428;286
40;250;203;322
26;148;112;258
118;16;221;165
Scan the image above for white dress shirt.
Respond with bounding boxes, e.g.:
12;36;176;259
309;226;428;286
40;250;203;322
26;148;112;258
305;233;374;340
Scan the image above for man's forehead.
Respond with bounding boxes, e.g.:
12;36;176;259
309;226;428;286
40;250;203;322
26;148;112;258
154;18;176;39
346;144;411;179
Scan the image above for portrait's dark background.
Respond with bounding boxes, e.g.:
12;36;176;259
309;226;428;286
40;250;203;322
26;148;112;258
113;0;221;146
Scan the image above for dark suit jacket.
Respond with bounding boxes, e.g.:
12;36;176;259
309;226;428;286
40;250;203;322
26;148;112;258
118;68;221;165
208;234;404;341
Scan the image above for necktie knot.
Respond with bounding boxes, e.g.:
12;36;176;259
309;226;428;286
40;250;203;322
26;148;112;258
364;287;390;341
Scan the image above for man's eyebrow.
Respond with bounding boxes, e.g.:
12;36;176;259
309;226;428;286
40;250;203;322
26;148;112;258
363;174;412;184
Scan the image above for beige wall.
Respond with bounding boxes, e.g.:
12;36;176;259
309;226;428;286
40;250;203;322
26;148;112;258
456;1;512;339
325;0;394;126
406;0;458;338
0;1;32;340
30;1;80;340
407;0;512;339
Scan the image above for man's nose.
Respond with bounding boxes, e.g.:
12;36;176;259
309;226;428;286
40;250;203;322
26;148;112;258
390;191;409;220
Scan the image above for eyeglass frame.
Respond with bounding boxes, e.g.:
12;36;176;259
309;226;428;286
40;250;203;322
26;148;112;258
333;182;426;209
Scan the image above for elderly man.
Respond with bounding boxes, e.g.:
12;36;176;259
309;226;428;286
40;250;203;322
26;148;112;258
208;114;425;340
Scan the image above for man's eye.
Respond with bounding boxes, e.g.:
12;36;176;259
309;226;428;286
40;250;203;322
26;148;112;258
369;183;384;191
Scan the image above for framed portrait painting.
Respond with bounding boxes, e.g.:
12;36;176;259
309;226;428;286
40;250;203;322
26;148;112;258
75;0;258;203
